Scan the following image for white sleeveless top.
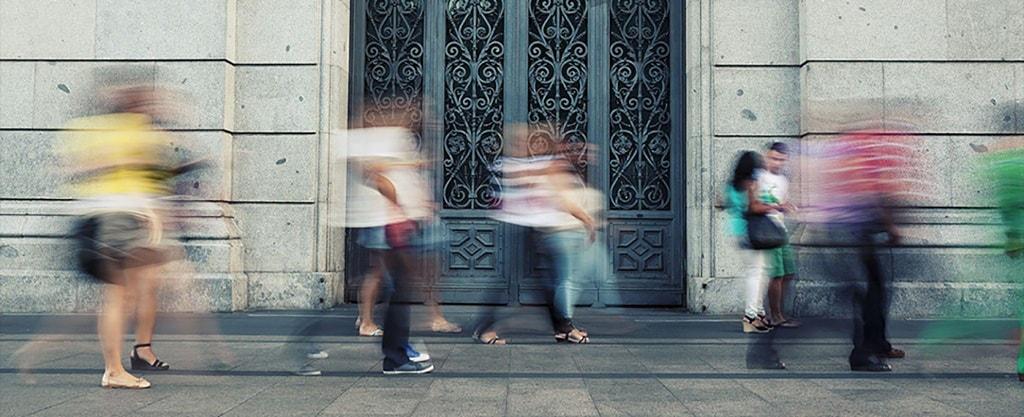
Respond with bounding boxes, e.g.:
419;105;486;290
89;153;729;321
492;155;578;228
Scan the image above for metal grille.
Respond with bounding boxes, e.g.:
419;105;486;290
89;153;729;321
527;0;589;174
363;0;425;140
443;0;506;209
608;0;671;211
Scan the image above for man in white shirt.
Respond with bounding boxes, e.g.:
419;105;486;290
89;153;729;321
761;142;801;328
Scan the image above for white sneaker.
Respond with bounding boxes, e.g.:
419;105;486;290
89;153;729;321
306;350;329;360
295;365;322;376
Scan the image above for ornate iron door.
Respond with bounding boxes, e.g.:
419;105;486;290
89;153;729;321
348;0;685;306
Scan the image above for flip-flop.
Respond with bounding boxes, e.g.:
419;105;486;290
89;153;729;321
472;332;507;345
359;327;384;337
431;321;463;334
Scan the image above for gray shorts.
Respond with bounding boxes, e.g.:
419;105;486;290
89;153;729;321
75;211;165;284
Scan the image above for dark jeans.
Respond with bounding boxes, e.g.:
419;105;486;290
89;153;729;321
828;224;893;365
381;249;413;368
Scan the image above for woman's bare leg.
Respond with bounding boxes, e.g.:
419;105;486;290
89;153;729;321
359;253;384;334
98;282;133;379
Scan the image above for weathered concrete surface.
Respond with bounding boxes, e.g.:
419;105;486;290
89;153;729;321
1;309;1021;417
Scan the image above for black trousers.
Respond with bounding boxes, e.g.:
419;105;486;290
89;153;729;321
830;225;893;364
381;249;413;368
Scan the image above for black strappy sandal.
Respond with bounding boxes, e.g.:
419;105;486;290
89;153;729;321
130;343;170;371
472;330;507;345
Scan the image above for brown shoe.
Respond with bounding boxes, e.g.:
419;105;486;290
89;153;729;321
878;348;906;359
742;316;770;333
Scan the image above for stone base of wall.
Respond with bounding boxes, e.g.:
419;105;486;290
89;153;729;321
247;272;340;310
0;271;249;313
688;275;1024;319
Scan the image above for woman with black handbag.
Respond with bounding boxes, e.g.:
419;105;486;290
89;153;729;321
725;152;788;334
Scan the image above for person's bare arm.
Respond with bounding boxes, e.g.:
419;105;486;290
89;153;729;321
362;163;401;208
746;182;780;214
546;165;596;242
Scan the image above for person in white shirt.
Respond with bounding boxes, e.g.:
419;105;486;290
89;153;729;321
760;142;801;328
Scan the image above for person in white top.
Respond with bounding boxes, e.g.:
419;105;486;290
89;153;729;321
346;125;434;375
473;126;597;345
346;127;407;337
760;142;801;329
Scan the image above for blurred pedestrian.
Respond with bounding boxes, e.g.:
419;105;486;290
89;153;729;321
978;137;1024;382
63;75;205;388
760;142;801;328
814;129;911;372
726;151;786;335
346;127;434;374
725;151;786;369
477;126;597;345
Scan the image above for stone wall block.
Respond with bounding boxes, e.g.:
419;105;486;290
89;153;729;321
0;0;96;59
961;283;1024;317
893;248;1020;284
801;62;883;134
232;203;315;272
155;62;232;130
0;273;78;313
247;272;333;310
883;63;1015;134
234;66;319;133
0;62;35;128
232;134;318;202
946;0;1024;61
32;62;159;129
713;68;800;136
711;0;799;65
174;132;233;200
236;0;319;64
0;131;71;198
801;0;947;61
95;0;229;59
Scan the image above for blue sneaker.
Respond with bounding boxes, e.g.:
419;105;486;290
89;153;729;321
405;345;430;363
383;361;433;375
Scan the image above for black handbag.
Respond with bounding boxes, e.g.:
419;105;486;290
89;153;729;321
745;214;786;249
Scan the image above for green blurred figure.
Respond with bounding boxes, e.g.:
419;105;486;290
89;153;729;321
981;139;1024;382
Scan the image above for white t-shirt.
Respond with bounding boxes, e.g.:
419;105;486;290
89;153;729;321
757;169;789;206
343;128;411;228
757;169;789;224
385;166;434;221
492;155;578;228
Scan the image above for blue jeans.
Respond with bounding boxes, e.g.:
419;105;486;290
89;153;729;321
537;229;586;333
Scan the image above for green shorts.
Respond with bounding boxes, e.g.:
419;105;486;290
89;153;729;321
767;243;796;278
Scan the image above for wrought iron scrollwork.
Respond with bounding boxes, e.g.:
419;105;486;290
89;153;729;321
528;0;589;174
608;0;671;211
443;0;506;209
363;0;425;142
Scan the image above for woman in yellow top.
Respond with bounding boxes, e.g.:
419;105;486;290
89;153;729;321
63;86;205;389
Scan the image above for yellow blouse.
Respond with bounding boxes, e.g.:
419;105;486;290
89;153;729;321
62;113;173;198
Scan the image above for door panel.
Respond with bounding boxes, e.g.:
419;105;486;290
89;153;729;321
347;0;684;307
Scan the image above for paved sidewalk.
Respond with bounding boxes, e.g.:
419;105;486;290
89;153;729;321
1;307;1021;417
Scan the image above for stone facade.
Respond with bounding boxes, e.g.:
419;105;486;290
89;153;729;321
689;0;1024;318
0;0;350;312
0;0;1021;317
